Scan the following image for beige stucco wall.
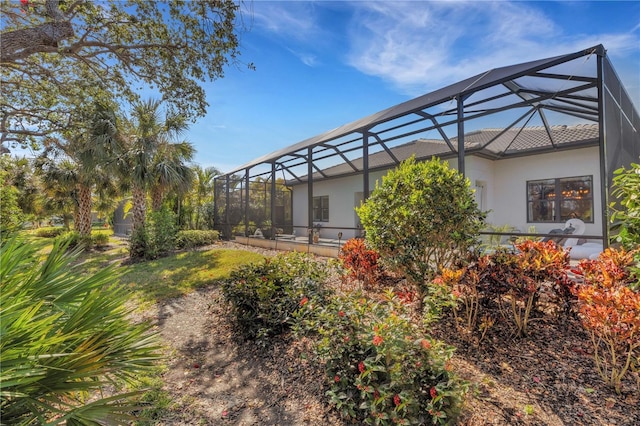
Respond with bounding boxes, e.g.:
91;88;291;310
290;146;602;239
488;146;601;235
291;169;388;240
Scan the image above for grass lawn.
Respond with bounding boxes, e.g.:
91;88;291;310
16;230;267;307
119;248;265;307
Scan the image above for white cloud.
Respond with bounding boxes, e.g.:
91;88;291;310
248;1;320;41
288;49;319;67
344;1;639;96
246;2;324;67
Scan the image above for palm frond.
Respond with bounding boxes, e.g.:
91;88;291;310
0;237;162;424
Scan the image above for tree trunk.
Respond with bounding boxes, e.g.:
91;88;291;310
75;183;93;238
151;187;164;212
63;214;71;231
132;185;147;234
194;193;202;230
1;21;74;62
73;193;80;235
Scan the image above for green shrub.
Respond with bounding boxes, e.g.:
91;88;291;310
175;230;220;249
295;290;467;425
356;156;485;293
131;207;177;260
611;161;640;250
0;237;161;424
92;231;110;248
232;221;257;236
147;207;177;258
52;230;110;251
0;170;23;236
54;230;92;251
610;161;640;288
222;252;330;341
480;223;518;249
34;226;67;238
129;227;149;259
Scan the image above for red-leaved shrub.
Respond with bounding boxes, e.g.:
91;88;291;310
339;238;383;288
438;241;573;338
574;248;640;393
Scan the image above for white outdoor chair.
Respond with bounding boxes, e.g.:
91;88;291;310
562;218;603;260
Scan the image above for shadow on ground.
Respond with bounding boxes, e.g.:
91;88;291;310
150;285;344;425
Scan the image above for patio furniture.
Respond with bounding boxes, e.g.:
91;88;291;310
275;230;296;240
561;219;603;260
249;228;265;239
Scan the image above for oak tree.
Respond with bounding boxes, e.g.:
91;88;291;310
1;0;245;148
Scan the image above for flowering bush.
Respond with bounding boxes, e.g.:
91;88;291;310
339;238;384;288
574;248;640;393
296;290;467;425
423;270;459;327
222;252;330;341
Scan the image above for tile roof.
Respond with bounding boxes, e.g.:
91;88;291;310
302;123;599;182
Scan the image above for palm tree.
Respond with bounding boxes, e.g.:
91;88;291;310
37;158;78;230
36;104;122;241
192;165;220;229
124;99;195;257
1;237;160;423
149;140;195;212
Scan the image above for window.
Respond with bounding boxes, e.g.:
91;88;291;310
313;195;329;222
527;176;593;223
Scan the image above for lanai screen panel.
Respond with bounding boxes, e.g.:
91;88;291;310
225;47;607;179
460;50;600;158
214;45;639;239
603;56;640;185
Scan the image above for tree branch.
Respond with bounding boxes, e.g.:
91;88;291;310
1;21;75;63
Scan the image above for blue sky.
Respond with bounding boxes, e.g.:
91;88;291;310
191;0;640;174
10;1;637;172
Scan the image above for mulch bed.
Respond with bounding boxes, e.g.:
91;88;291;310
431;313;639;425
138;242;639;425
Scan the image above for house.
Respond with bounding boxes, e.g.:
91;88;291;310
214;45;639;254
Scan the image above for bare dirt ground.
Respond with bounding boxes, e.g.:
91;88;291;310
137;242;639;425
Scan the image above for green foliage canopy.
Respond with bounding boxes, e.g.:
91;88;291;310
356;156;485;289
0;156;44;224
611;160;640;249
1;0;245;148
222;252;330;341
0;167;24;234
